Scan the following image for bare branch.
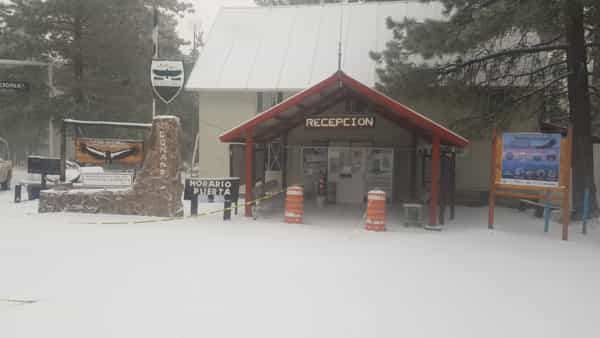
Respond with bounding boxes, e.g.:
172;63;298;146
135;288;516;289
479;60;567;86
440;43;600;75
511;72;572;104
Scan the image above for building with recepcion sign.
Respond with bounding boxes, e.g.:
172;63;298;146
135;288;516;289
184;1;539;225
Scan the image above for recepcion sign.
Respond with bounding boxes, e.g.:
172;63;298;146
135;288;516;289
500;133;561;187
305;116;375;129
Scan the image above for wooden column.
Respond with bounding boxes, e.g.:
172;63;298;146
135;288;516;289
281;133;288;189
245;131;254;217
59;120;67;182
561;126;573;241
429;136;440;225
439;154;447;225
450;151;456;220
488;129;498;229
409;132;418;199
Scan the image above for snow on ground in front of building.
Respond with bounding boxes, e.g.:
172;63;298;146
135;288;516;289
1;184;600;338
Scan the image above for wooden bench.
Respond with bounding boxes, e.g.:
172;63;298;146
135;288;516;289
519;199;575;233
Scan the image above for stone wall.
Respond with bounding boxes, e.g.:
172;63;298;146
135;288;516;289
39;116;184;217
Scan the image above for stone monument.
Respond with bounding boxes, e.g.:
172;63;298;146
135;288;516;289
39;116;184;217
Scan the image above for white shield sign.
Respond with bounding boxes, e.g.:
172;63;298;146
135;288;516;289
151;60;184;104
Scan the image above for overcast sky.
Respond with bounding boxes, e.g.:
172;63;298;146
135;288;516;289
177;0;255;52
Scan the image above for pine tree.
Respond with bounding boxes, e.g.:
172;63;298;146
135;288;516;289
0;0;195;158
373;0;600;217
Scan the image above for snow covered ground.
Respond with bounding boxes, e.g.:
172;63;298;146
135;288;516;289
1;179;600;338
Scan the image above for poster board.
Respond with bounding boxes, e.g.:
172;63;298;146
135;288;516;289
499;133;561;187
488;129;572;240
76;138;144;167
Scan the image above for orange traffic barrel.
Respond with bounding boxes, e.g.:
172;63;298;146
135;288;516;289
285;185;304;224
366;190;386;231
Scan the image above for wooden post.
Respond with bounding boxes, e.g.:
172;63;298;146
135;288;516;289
59;120;67;182
281;133;288;189
429;136;440;226
245;131;254;217
410;132;418;199
450;151;456;220
488;128;498;229
561;126;573;241
190;196;198;216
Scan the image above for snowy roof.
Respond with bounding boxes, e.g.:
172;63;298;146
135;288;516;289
186;1;445;91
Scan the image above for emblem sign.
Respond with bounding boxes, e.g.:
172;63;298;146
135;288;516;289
151;60;184;104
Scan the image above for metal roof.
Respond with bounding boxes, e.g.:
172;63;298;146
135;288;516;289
219;71;469;147
186;1;445;91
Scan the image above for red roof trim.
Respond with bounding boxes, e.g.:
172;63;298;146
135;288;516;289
339;73;469;147
219;73;341;142
219;71;469;147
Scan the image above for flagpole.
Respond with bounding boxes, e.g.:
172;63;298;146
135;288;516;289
152;4;159;118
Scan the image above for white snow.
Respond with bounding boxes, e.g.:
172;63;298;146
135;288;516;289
1;182;600;338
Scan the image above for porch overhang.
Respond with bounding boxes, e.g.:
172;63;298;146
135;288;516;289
219;70;469;147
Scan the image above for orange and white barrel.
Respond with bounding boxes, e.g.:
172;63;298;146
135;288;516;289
285;185;304;224
366;190;386;231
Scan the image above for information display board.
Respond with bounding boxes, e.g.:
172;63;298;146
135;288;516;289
488;129;572;240
500;133;561;187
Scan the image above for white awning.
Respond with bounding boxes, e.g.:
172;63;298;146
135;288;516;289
186;1;445;91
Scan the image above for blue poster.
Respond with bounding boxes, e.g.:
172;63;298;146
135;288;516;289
501;133;561;187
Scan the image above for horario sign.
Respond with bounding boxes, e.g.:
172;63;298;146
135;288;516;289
184;177;241;217
305;116;375;129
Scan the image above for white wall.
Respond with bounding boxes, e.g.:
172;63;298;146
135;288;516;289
197;91;256;177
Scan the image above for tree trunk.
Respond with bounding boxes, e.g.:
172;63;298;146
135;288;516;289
73;14;83;104
565;1;597;217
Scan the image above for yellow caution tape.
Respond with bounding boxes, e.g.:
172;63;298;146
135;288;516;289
79;189;286;225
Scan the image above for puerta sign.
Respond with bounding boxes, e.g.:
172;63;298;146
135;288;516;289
305;116;375;129
500;133;561;187
184;177;241;202
151;60;184;104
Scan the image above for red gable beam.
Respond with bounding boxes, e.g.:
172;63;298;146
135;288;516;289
219;71;469;147
338;73;468;147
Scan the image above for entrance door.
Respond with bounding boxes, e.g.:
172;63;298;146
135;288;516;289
328;144;366;204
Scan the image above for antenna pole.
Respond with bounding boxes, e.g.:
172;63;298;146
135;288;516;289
337;42;342;70
337;1;344;71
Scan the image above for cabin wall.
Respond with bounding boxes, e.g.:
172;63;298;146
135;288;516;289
197;91;256;177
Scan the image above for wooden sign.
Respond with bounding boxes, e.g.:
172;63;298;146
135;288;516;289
184;177;240;201
305;116;375;129
488;129;572;240
27;156;61;175
76;138;144;167
184;177;241;217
